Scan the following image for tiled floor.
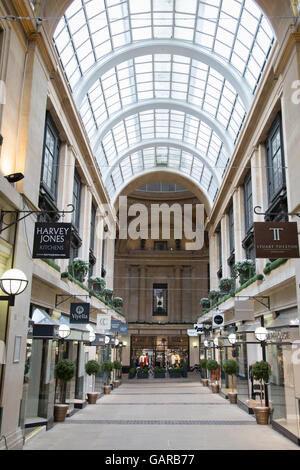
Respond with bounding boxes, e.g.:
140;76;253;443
24;376;300;450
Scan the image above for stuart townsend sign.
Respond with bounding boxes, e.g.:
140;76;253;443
254;222;299;258
32;222;71;259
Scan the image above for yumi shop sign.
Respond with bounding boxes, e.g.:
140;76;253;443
254;222;299;258
32;222;72;259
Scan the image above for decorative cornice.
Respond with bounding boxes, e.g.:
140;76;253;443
274;32;300;77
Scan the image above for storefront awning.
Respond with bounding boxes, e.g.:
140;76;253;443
31;307;58;339
266;308;299;329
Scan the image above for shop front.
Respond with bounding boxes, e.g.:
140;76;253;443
265;308;300;444
130;335;189;368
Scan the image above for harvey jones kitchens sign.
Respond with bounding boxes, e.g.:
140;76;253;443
32;222;72;259
254;222;299;258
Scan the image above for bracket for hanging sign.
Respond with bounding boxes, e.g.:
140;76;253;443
234;295;270;310
55;293;91;308
0;204;74;234
254;206;300;219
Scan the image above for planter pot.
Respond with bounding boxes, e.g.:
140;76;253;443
128;374;135;379
103;385;111;394
113;380;120;388
182;370;188;378
253;406;270;425
87;392;99;404
228;392;237;404
137;373;148;379
211;383;220;393
169;372;182;378
54;404;69;422
154;373;166;378
202;379;209;387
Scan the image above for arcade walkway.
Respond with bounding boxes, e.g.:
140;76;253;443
25;376;299;450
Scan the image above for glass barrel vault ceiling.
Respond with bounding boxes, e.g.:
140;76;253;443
54;0;274;204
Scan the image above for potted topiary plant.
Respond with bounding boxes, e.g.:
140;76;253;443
200;298;210;309
219;278;235;294
54;359;76;422
222;359;239;403
112;297;124;309
68;258;89;283
180;359;188;378
169;366;183;378
103;288;114;303
154;366;166;378
137;366;149;379
89;276;106;295
101;360;114;394
85;360;101;404
199;358;208;386
128;367;136;379
233;259;255;285
206;359;220;393
113;360;122;388
251;360;271;425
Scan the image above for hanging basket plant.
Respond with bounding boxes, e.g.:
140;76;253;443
89;276;106;295
233;259;255;285
200;298;210;309
219;278;235;294
68;258;89;283
208;290;220;304
103;288;114;303
112;297;124;308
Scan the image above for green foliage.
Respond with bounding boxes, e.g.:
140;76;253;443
129;367;136;376
222;359;239;376
263;258;288;275
85;360;100;376
169;367;183;373
200;298;210;308
113;360;122;370
68;258;89;282
137;367;149;376
233;259;255;284
208;290;220;301
206;359;219;371
251;361;271;383
180;359;187;369
101;360;114;373
154;366;166;373
219;278;235;293
112;297;124;308
89;276;106;294
199;358;208;369
55;359;76;382
42;258;61;272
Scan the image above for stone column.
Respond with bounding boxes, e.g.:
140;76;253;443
79;185;92;262
232;186;246;263
139;266;147;321
93;210;104;277
209;233;219;290
191;266;197;319
221;214;230;279
174;265;181;322
251;145;269;273
105;238;115;289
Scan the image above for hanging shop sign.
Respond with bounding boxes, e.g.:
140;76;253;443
110;320;121;332
70;303;90;324
254;222;299;258
213;313;224;327
203;321;212;332
194;323;204;333
119;323;128;334
97;314;111;331
32;222;72;259
187;329;198;337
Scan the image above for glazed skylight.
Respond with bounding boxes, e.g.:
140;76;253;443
54;0;274;204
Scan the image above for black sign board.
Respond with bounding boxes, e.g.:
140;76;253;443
254;222;299;258
213;313;224;327
33;324;57;339
119;324;128;334
203;321;212;332
110;320;121;332
32;222;72;259
70;303;90;324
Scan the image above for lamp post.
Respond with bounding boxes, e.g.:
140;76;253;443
0;268;28;306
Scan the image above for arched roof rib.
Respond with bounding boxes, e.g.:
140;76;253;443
53;0;275;203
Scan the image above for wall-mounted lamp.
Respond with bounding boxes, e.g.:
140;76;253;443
58;324;71;339
254;327;268;342
0;268;28;306
228;333;237;345
105;335;110;344
4;173;24;184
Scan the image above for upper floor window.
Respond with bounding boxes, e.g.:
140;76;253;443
41;113;60;200
72;169;81;231
154;241;168;251
266;114;285;203
244;169;253;233
153;284;168;316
